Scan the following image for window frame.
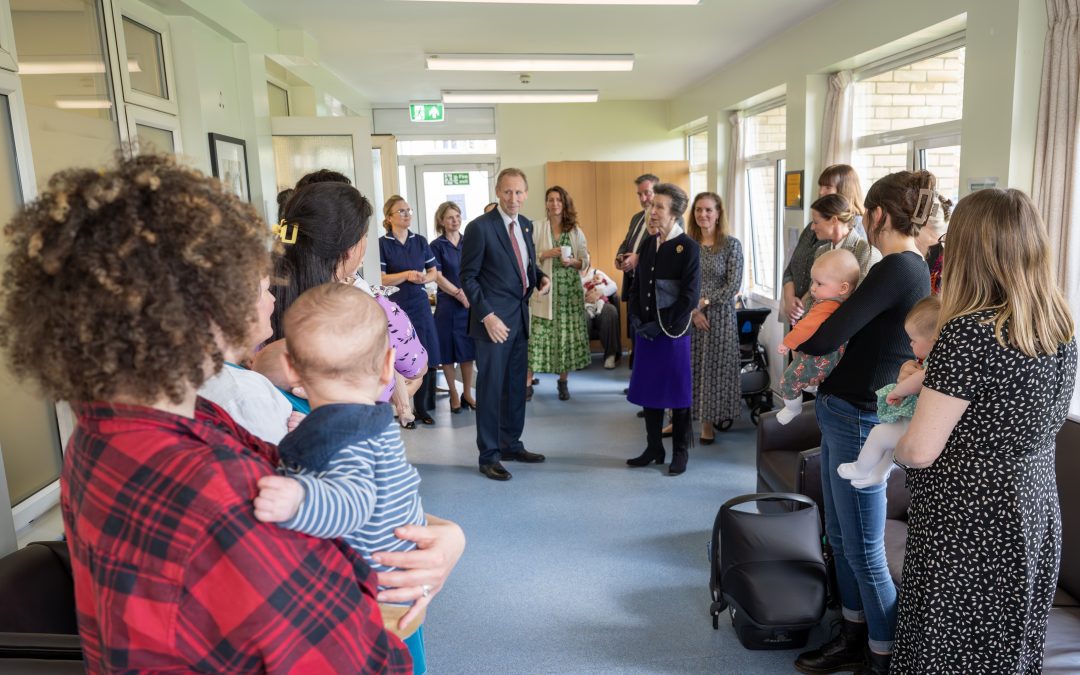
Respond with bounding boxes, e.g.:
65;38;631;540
687;126;708;197
744;151;786;300
110;0;178;115
126;103;183;154
0;0;15;73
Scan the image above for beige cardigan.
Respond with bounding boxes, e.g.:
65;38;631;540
529;219;590;320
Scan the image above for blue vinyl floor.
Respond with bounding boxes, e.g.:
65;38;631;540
404;357;820;674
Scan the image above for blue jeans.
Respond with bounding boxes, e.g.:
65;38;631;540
816;394;897;652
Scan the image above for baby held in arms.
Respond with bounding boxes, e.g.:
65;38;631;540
837;296;940;487
775;249;862;425
252;283;428;643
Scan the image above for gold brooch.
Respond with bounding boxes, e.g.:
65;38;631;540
676;244;684;253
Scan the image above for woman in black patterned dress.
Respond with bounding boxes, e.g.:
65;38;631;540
893;188;1076;674
687;192;743;442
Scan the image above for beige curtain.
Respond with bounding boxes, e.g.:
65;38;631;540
820;70;855;168
724;111;748;288
1033;0;1080;417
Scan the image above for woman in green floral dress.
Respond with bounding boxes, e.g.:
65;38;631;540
527;186;592;400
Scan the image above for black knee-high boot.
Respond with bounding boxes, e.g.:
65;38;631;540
668;408;691;475
627;408;666;466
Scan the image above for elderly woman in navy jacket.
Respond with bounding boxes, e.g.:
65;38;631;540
625;183;701;475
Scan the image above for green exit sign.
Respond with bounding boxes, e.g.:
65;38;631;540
444;172;470;186
409;103;444;123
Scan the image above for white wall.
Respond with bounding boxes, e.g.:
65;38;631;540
496;100;685;221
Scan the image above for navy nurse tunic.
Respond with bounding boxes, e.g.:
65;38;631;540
379;231;441;367
430;234;476;364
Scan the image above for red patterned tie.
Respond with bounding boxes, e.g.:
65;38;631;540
508;220;528;295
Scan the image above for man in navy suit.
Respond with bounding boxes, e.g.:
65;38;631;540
460;168;550;481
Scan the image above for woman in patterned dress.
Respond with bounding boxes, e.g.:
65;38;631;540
686;192;743;443
892;188;1076;674
526;185;591;401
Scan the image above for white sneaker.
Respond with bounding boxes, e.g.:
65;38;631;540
604;355;616;369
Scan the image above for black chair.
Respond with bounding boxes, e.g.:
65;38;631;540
0;541;83;666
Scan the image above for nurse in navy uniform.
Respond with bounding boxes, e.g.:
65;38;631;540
380;195;441;426
625;183;701;475
430;201;477;413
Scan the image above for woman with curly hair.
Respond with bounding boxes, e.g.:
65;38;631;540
526;185;591;401
0;154;463;673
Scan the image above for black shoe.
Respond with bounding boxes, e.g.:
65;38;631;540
668;450;688;475
855;651;890;675
626;448;665;467
417;414;435;425
400;420;416;430
636;409;645;418
557;380;570;401
502;449;546;463
531;377;539;385
479;463;512;481
461;396;477;410
699;436;715;445
450;403;463;414
661;428;673;438
525;385;533;401
794;620;868;674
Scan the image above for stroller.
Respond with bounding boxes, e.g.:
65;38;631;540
716;304;773;428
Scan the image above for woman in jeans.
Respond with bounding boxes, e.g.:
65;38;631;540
794;171;935;675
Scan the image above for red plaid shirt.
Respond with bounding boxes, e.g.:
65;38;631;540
62;398;412;673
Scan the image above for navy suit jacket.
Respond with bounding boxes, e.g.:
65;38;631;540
460;209;547;341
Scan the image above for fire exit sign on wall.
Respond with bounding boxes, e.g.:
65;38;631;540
444;172;470;186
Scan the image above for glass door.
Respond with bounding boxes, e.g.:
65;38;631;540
0;72;64;554
270;115;379;278
411;163;495;240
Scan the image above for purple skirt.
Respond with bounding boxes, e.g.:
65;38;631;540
627;333;692;409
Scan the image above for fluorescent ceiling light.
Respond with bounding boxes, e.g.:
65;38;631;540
410;0;697;4
54;98;113;110
442;90;599;104
427;53;633;72
19;59;141;75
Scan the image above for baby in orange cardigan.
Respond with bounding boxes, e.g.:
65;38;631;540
775;248;862;424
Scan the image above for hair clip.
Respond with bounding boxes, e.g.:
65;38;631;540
272;219;298;245
912;188;938;225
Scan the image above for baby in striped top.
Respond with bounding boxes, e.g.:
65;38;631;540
253;283;427;645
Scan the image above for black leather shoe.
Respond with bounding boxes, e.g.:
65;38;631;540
557;380;570;401
502;449;546;463
794;620;868;674
479;463;512;481
699;436;715;445
668;450;688;475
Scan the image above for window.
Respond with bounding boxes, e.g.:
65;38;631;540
112;1;177;115
267;81;289;117
743;103;786;298
687;128;707;197
853;43;965;204
396;138;496;156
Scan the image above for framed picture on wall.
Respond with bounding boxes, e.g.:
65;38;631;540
208;133;250;203
784;170;804;210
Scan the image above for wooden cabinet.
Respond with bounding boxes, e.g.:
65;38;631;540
545;160;690;349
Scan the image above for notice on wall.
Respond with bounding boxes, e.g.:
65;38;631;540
967;176;998;192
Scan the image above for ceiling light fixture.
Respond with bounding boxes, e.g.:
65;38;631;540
20;59;142;75
442;90;599;104
410;0;697;4
427;53;633;72
54;97;113;110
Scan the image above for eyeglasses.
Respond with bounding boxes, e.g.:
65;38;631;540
394;208;414;217
937;232;947;245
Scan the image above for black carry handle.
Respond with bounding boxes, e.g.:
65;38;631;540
709;492;819;607
720;492;818;511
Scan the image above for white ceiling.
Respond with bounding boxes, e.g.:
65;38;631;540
240;0;838;104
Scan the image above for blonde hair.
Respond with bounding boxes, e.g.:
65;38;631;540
434;201;461;236
283;283;389;385
382;194;407;234
818;164;865;216
939;188;1073;357
813;248;861;293
905;296;941;339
